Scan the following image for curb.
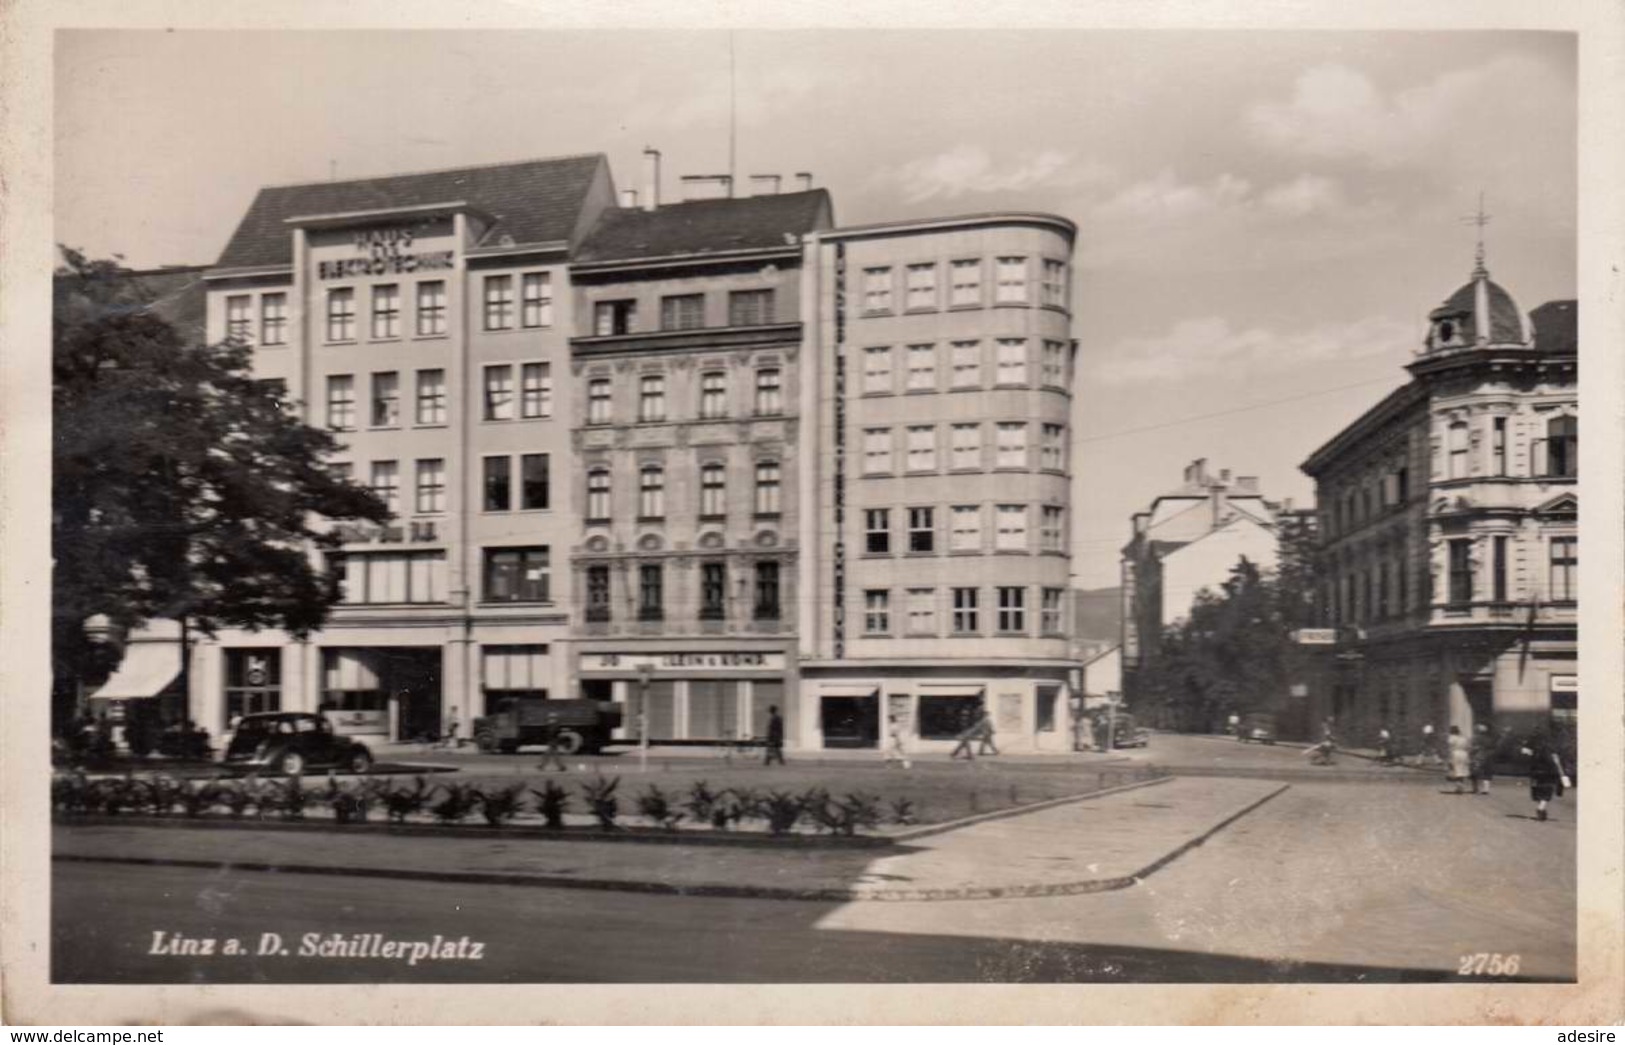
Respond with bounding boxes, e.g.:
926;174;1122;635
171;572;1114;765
52;778;1287;903
889;773;1172;842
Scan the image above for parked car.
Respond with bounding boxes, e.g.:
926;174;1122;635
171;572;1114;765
222;712;374;775
1106;713;1150;749
1238;712;1277;744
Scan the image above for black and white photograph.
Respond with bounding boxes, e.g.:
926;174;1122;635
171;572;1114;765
2;0;1621;1029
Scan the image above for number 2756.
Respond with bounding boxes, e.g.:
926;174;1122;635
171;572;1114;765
1458;953;1520;976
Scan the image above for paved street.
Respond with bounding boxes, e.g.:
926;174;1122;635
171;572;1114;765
51;734;1575;983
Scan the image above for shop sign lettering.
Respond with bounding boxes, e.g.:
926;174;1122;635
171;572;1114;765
583;651;782;672
317;225;454;279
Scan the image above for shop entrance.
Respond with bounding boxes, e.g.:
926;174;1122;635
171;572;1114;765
820;694;878;748
321;647;442;740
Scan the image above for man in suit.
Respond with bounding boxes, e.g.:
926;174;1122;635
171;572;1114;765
764;705;786;766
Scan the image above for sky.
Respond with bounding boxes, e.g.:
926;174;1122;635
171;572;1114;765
54;29;1577;589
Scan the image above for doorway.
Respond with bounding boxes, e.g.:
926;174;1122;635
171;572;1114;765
820;694;878;748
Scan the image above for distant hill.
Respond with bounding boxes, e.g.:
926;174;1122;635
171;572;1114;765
1070;586;1122;646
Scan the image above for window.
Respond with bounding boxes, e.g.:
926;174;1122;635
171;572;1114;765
638;564;664;620
330;462;353;482
906;344;937;391
906;588;936;634
639;466;665;519
485;546;550;603
415;458;445;514
260;293;287;345
863;589;890;634
416;281;447;336
224;649;282;725
755;461;781;515
995;256;1028;303
906;263;937;310
950;341;981;388
1448;421;1469;479
1547;416;1577;478
482;646;551;703
661;294;704;331
484;365;514;421
700;463;727;517
638;374;666;422
950;505;982;551
1448;539;1473;605
729;289;773;326
700;372;727;419
1041;505;1064;551
1041;423;1066;471
226;295;252;342
520;363;552;419
586;468;610;520
997;586;1027;632
1492;535;1508;602
865;509;891;554
754;561;781;620
700;562;727;620
371;284;400;339
951;587;979;633
587;379;612;425
369;460;399;516
521;272;553;328
1041;259;1067;307
1397;466;1410;503
483;456;511;512
863;427;893;474
585;564;612;622
995;504;1028;551
326;375;356;431
521;454;550;510
1550;537;1577;601
754;368;782;415
330;551;446;606
996;422;1028;469
415;369;446;425
1042;340;1067;386
1492;417;1507;475
1041;587;1064;634
950;259;982;306
951;423;982;470
908;506;935;553
370;371;399;427
906;425;937;472
862;267;892;312
996;339;1028;384
864;346;893;394
326;287;356;341
594;299;637;336
483;275;514;330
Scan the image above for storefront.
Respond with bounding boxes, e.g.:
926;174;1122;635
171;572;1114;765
318;647;443;740
800;667;1077;754
575;647;795;745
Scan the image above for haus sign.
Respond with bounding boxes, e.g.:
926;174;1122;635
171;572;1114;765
317;226;454;280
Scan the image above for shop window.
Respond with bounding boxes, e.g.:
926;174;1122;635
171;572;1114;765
482;645;550;707
1036;687;1059;733
918;696;982;740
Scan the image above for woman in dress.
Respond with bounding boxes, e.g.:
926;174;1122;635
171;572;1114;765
1469;722;1496;795
1520;731;1570;822
1446;724;1472;794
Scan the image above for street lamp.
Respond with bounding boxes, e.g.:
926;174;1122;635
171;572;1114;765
636;663;652;773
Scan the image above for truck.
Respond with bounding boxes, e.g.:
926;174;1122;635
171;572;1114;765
472;697;624;755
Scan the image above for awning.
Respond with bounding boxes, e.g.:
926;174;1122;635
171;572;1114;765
916;684;987;698
818;684;879;698
89;641;180;700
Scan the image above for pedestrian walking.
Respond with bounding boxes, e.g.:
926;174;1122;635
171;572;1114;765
1445;724;1471;794
1226;712;1240;737
883;713;912;769
1305;722;1336;765
1376;725;1396;765
1419;722;1438;766
974;706;999;756
536;711;568;772
441;706;462;749
763;705;786;766
1519;731;1571;822
1469;722;1496;795
949;706;978;760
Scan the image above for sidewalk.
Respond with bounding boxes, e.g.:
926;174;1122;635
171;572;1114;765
55;775;1287;902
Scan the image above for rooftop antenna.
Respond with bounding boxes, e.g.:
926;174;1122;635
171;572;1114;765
1461;191;1492;277
728;32;737;198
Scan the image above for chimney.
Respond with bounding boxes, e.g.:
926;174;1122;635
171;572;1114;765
1211;483;1228;530
1235;476;1259;494
642;147;661;211
1219;468;1232;485
619;189;638;208
680;175;733;202
749;174;782;196
795;172;813;192
1281;497;1295;513
1185;458;1207;486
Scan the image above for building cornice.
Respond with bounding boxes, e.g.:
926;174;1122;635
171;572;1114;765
1301;381;1427;478
282;199;493;229
821;211;1077;243
570;246;803;276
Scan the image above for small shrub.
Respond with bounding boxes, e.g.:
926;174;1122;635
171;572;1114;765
478;783;526;827
216;777;256;819
177;778;223;818
763;791;804;836
429;783;479;824
94;776;138;816
579;774;621;830
684;780;720;825
801;787;841;834
272;775;311;820
837;792;884;836
530;780;570;829
382;776;434;823
52;772;93;816
636;784;684;831
329;779;375;825
141;775;186;817
888;797;918;826
729;786;766;825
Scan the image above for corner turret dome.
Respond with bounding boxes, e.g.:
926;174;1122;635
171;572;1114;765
1424;261;1530;353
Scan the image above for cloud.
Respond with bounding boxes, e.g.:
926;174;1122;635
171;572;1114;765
1089;170;1253;221
1092;314;1417;386
872;144;1113;204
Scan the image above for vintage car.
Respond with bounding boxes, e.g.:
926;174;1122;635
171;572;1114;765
222;712;374;775
1238;712;1278;744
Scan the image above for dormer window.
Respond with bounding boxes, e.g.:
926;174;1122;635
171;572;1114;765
1437;320;1455;343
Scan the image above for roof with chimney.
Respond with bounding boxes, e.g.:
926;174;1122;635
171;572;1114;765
574;189;834;264
214;153;610;270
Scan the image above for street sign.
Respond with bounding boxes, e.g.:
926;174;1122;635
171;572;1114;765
1292;628;1337;645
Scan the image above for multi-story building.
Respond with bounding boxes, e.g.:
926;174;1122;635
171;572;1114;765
798;213;1081;753
1120;459;1284;705
186;154;616;740
565;168;833;745
1300;253;1577;742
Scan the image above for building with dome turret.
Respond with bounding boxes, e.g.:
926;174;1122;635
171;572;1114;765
1300;250;1577;746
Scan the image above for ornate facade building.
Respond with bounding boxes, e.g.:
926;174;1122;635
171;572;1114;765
1301;254;1577;743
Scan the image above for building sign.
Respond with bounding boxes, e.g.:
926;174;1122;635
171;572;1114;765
1293;628;1338;645
580;651;787;672
832;243;848;659
317;226;454;280
1549;675;1577;693
333;520;439;545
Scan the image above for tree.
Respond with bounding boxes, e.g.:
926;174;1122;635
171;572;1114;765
52;249;390;724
